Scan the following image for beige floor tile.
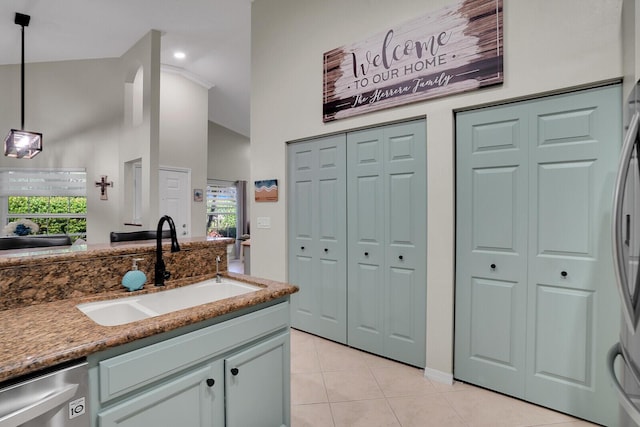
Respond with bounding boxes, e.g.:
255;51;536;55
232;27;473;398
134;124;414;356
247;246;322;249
359;350;408;369
323;369;384;402
387;394;467;427
291;373;328;405
291;336;321;374
430;378;473;393
331;399;400;427
371;365;437;397
534;422;598;427
291;403;335;427
443;388;576;427
315;339;369;372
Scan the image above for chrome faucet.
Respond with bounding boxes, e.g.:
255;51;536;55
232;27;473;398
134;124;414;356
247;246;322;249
216;255;222;283
154;215;181;286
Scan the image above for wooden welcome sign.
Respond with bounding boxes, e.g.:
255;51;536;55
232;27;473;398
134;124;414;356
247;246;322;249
323;0;503;122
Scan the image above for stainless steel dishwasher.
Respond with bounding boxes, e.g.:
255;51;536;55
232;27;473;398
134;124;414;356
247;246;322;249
0;360;89;427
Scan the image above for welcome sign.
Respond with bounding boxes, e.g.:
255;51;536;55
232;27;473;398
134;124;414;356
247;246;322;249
323;0;503;122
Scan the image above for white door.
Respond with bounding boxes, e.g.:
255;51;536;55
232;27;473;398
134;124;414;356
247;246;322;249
159;168;190;237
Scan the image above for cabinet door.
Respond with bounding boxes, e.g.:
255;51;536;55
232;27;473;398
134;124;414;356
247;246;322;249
288;136;347;343
225;333;290;427
97;361;224;427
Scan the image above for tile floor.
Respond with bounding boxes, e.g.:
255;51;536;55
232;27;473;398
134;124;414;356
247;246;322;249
290;329;599;427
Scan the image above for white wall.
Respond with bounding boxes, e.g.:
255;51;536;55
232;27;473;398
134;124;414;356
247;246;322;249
160;71;209;237
0;31;210;243
0;58;123;243
250;0;624;377
207;122;250;182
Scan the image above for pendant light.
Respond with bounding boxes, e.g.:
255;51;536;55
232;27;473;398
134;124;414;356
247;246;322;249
4;12;42;159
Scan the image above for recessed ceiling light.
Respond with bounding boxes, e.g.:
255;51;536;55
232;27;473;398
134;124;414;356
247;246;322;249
174;51;186;60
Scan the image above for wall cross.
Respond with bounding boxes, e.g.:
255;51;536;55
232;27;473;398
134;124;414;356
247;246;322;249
95;175;113;200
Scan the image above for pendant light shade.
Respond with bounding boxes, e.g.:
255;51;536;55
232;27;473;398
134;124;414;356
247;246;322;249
4;12;42;159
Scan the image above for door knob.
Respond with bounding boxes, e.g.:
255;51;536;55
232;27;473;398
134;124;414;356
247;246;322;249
490;264;496;270
399;255;404;261
324;248;328;253
301;246;305;250
364;252;369;256
206;378;215;387
561;271;568;278
230;368;239;376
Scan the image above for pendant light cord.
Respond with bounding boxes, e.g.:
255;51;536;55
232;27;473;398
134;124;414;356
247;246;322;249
20;23;24;131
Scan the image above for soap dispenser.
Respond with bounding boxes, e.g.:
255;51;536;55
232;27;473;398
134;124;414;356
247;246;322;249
122;258;147;291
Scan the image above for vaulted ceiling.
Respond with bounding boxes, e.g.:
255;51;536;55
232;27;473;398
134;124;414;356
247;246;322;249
0;0;251;137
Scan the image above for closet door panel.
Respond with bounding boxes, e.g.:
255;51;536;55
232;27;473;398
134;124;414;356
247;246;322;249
455;105;529;397
348;129;385;354
525;85;621;426
383;121;427;367
288;135;347;343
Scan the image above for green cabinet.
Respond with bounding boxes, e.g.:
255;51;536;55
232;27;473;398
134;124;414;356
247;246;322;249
89;301;291;427
225;333;289;427
98;362;223;426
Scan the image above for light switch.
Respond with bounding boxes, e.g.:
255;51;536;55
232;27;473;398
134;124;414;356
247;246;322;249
257;216;271;229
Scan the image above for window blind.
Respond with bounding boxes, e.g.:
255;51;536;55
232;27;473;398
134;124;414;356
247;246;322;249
0;169;86;197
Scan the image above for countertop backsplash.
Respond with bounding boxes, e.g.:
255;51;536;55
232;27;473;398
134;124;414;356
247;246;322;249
0;238;233;311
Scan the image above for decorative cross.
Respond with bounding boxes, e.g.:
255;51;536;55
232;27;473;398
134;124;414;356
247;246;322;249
95;175;113;200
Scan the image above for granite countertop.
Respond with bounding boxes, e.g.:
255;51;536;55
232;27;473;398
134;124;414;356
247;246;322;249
0;272;298;383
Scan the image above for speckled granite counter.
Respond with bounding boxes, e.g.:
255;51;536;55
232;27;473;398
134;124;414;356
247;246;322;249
0;237;298;384
0;272;297;383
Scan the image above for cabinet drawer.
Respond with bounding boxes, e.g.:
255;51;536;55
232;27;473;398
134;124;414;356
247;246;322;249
99;302;289;402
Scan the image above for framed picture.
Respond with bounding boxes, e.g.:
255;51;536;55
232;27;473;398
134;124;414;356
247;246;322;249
255;179;278;202
193;188;204;202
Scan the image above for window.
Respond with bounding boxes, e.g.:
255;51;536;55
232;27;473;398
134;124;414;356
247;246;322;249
206;181;237;238
0;169;87;240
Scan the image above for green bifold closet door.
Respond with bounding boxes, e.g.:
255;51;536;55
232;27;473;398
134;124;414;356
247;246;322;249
455;85;621;426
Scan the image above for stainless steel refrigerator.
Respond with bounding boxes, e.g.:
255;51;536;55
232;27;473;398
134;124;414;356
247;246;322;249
610;79;640;427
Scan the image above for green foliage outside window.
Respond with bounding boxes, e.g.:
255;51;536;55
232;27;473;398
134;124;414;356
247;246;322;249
7;196;87;237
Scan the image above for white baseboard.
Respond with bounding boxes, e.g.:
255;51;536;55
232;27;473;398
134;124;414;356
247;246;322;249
423;367;454;385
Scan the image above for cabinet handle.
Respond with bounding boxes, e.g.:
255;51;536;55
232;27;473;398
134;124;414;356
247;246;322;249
364;252;369;256
399;255;404;261
561;271;568;278
206;378;215;387
230;368;239;376
490;264;496;270
301;246;305;250
324;248;328;253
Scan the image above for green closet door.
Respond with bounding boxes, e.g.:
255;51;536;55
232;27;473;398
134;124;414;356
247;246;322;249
287;135;347;343
524;86;620;426
454;103;530;397
348;120;427;367
455;84;621;426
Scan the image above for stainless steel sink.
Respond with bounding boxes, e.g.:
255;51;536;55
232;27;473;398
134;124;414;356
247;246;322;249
77;278;261;326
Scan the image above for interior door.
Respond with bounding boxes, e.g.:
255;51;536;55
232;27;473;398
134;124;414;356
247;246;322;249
454;104;529;397
524;86;621;426
159;168;190;237
347;120;427;367
382;121;427;367
288;135;347;343
455;84;621;426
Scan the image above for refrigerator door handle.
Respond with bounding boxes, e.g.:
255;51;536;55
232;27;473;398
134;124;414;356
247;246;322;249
608;342;640;426
613;111;640;331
